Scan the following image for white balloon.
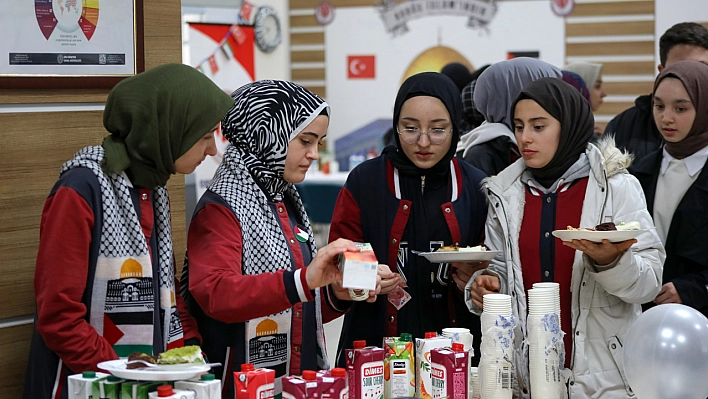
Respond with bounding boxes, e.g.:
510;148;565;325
623;304;708;399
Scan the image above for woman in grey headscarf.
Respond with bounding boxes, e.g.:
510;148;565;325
456;57;561;176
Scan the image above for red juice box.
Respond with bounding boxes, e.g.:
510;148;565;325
234;364;275;399
346;341;384;399
430;343;468;399
319;368;348;399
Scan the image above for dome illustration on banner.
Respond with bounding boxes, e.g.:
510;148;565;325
401;46;473;84
35;0;99;40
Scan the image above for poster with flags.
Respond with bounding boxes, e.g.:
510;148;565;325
188;22;255;200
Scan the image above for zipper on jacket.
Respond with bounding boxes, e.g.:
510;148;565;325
421;175;426;194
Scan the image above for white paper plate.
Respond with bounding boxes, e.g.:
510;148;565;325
97;359;211;381
418;250;500;263
552;229;644;243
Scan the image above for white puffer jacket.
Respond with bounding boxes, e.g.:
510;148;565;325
466;139;665;398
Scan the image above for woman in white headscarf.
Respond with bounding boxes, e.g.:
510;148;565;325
456;57;562;176
564;62;608;137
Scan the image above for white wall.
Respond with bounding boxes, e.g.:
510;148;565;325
182;0;290;81
324;0;565;146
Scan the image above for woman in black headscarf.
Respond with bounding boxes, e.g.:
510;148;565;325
182;80;372;399
329;72;488;367
468;77;664;398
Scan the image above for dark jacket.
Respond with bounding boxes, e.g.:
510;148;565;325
329;156;487;367
605;94;664;163
459;135;518;177
630;149;708;316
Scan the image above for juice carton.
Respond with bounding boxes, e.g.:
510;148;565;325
383;334;415;398
68;371;109;399
318;368;348;399
122;381;170;399
175;373;221;399
234;363;275;399
415;332;452;399
93;375;124;399
283;376;309;399
148;385;196;398
430;344;468;399
283;371;320;399
338;243;378;291
346;340;384;399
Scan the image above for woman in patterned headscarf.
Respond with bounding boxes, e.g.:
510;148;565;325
183;80;371;399
25;63;232;399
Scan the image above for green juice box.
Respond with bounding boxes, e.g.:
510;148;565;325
68;371;109;399
383;334;415;398
92;375;124;399
121;381;171;399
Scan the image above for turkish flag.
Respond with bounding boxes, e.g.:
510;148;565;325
347;55;375;79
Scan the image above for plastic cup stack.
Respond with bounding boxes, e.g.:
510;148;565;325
479;294;514;399
527;286;563;399
470;367;481;399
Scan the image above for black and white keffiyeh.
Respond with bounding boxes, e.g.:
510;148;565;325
220;80;329;202
208;80;331;370
61;146;183;354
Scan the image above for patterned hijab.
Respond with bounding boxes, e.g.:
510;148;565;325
653;60;708;159
474;57;561;130
562;70;592;104
512;77;594;187
221;80;329;202
102;63;233;188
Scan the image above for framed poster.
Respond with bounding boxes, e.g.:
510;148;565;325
0;0;144;89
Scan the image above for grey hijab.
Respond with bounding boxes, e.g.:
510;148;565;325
473;57;561;130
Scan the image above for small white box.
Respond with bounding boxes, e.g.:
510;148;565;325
338;242;378;290
67;372;109;399
175;374;221;399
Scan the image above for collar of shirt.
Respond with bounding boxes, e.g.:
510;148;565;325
661;145;708;177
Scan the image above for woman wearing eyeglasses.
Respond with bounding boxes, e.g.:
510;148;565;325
328;72;488;366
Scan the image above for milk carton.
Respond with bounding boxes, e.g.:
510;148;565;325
415;332;452;399
148;385;196;399
68;371;109;399
430;344;468;399
338;243;378;292
234;364;275;399
93;375;124;399
121;381;168;399
346;340;384;399
175;373;221;399
383;334;415;398
319;368;348;399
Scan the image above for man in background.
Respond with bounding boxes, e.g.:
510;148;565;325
606;22;708;162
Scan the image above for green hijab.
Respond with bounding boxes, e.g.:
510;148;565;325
102;63;233;188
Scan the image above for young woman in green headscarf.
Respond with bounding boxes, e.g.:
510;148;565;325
24;63;233;399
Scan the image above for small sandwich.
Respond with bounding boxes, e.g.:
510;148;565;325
616;221;641;231
158;345;205;365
